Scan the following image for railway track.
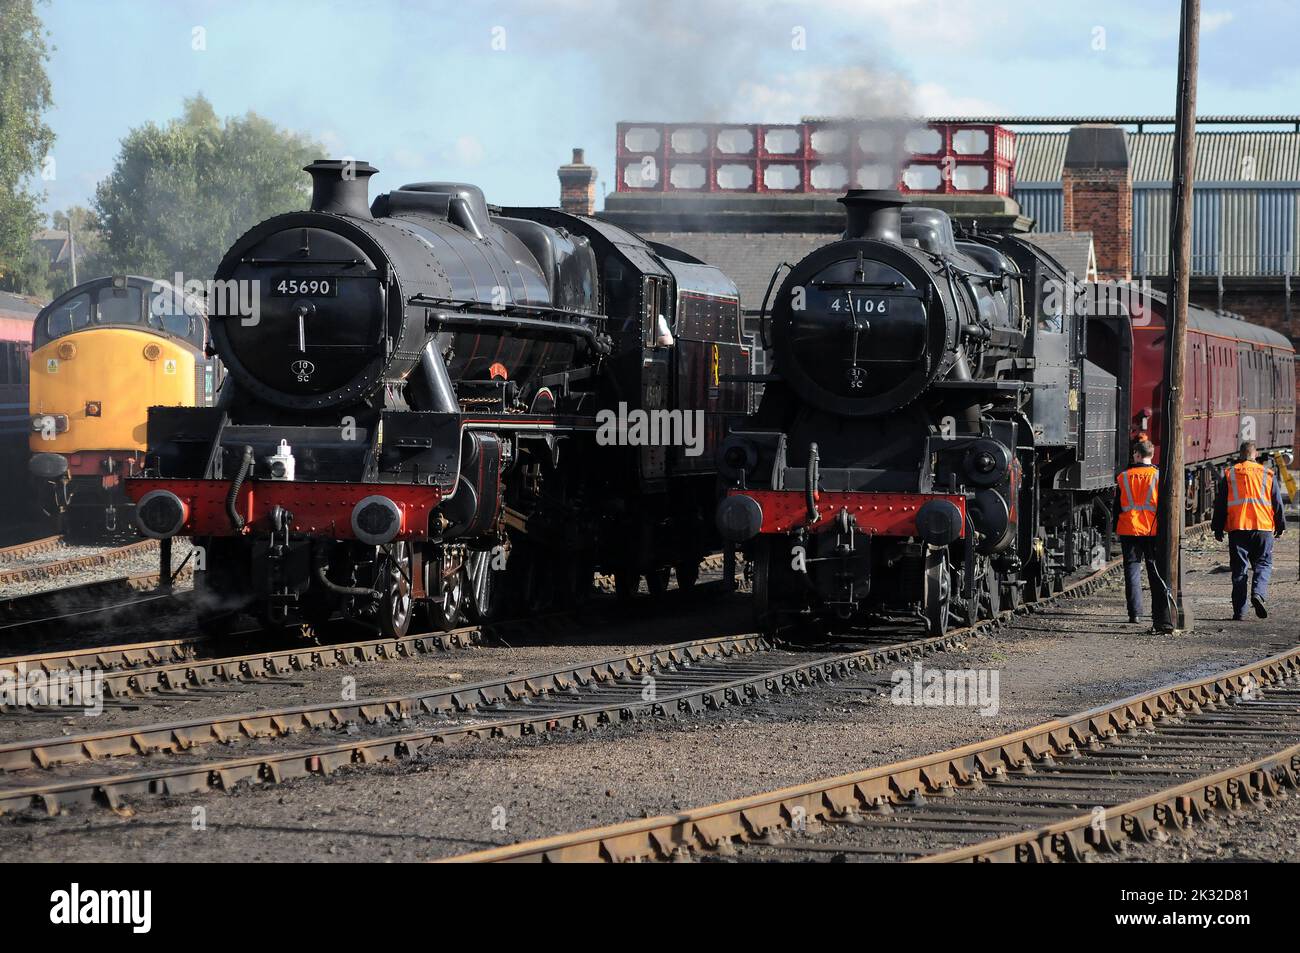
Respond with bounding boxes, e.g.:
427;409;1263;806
0;635;208;681
0;576;726;693
0;556;733;686
0;538;161;587
448;647;1300;863
0;625;484;705
0;535;63;564
0;557;1119;817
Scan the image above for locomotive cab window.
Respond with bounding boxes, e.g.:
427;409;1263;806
45;293;91;339
148;286;203;343
95;285;144;327
643;277;670;348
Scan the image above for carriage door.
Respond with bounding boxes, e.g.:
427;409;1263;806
639;276;671;490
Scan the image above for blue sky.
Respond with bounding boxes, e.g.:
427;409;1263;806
35;0;1300;217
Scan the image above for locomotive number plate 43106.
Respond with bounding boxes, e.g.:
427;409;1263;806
271;278;337;297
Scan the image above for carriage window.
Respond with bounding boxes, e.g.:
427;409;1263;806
96;286;143;326
45;293;92;338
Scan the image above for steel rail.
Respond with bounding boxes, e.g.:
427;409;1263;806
0;578;725;694
0;539;160;587
0;632;773;772
443;644;1300;863
0;632;779;813
0;559;1121;816
917;737;1300;863
0;624;483;699
0;632;966;815
0;637;208;680
0;535;63;563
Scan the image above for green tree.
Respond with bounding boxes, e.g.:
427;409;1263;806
94;94;322;280
0;0;55;295
48;205;107;294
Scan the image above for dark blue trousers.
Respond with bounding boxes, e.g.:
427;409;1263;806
1228;530;1273;617
1120;535;1170;626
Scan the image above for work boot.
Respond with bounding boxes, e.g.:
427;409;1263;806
1252;594;1268;619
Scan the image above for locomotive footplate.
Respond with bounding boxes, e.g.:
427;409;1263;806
723;488;967;539
124;478;443;541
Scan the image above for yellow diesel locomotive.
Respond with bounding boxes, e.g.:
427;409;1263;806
28;275;216;540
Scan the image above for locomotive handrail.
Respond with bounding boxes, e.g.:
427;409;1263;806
758;262;793;351
237;257;366;267
810;280;912;291
414;298;611;355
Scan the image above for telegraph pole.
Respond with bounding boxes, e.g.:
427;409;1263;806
69;220;78;286
1157;0;1199;633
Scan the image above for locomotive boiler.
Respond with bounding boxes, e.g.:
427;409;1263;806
127;159;749;636
716;190;1117;634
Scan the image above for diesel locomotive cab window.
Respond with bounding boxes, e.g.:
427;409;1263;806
96;286;144;326
147;288;199;341
45;293;91;338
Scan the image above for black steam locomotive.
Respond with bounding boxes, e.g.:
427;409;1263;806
128;160;750;636
716;190;1117;635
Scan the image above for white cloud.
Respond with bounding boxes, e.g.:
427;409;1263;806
392;147;428;170
318;129;347;157
1202;10;1235;32
913;82;1004;117
780;0;1011;50
445;135;486;166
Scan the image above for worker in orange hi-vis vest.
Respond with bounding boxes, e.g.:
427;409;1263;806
1213;440;1288;621
1114;439;1170;628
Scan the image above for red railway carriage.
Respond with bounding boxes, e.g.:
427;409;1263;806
0;292;44;540
1087;288;1296;519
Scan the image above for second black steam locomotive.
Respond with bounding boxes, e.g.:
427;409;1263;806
127;160;750;636
716;190;1118;635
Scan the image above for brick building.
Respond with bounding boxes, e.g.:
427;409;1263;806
1010;116;1300;339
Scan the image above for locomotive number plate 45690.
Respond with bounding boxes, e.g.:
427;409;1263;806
271;278;337;297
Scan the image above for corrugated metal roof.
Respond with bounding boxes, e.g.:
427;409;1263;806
1015;133;1070;183
1017;131;1300;184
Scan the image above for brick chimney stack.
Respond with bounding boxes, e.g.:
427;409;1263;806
1062;125;1131;280
558;148;598;216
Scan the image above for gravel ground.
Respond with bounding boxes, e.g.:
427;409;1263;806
1;534;1297;863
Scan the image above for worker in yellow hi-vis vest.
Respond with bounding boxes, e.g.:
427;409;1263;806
1114;439;1170;628
1213;440;1287;621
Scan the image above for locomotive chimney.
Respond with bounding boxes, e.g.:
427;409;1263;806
839;189;908;243
558;147;598;216
305;159;379;219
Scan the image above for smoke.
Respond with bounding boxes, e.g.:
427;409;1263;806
528;0;920;124
521;0;923;191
